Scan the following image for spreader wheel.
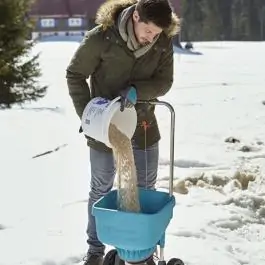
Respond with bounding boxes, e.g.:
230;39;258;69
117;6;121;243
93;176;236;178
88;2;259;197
103;249;125;265
103;249;118;265
167;258;185;265
146;256;156;265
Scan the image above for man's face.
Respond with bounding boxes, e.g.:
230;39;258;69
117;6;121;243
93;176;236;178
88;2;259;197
132;10;163;45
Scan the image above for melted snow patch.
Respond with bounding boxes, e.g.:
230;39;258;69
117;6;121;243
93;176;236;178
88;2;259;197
159;158;213;168
220;191;265;218
157;170;257;195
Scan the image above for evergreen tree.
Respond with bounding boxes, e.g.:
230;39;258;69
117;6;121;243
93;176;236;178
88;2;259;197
201;0;222;41
217;0;232;40
0;0;46;108
180;0;265;41
180;0;205;41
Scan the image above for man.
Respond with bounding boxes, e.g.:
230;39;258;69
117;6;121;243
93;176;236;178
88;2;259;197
66;0;179;264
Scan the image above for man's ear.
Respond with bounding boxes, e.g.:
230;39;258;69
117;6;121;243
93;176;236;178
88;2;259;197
133;10;140;22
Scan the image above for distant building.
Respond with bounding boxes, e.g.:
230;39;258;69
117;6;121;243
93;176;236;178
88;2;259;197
29;0;105;39
29;0;180;40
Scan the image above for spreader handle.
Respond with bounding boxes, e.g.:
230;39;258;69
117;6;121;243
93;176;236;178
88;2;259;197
137;100;175;196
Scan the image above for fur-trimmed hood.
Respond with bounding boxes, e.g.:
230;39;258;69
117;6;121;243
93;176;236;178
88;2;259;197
95;0;180;37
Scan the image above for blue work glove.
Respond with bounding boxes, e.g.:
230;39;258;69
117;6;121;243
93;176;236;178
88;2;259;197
120;86;137;112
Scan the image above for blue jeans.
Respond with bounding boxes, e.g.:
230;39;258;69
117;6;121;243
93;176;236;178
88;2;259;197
87;141;159;256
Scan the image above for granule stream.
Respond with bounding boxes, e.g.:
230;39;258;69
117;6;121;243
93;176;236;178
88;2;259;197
109;123;140;212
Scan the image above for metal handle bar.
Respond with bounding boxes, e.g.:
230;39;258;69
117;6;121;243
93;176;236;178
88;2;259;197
137;100;175;196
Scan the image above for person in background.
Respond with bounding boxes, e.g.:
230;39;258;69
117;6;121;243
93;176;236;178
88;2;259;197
66;0;180;264
185;41;193;50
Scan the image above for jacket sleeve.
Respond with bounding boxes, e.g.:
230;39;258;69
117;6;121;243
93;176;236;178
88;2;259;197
66;27;104;119
132;39;174;101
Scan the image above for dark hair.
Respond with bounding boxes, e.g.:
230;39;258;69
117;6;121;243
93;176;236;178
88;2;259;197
135;0;172;29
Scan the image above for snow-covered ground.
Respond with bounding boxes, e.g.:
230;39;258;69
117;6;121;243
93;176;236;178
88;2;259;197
1;39;265;265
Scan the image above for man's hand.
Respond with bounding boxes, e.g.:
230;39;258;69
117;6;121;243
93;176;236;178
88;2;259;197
120;86;137;112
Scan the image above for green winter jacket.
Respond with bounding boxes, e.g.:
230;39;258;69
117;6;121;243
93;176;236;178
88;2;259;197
66;0;179;152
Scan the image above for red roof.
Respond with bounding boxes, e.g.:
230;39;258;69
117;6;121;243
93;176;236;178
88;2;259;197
30;0;180;18
30;0;106;18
